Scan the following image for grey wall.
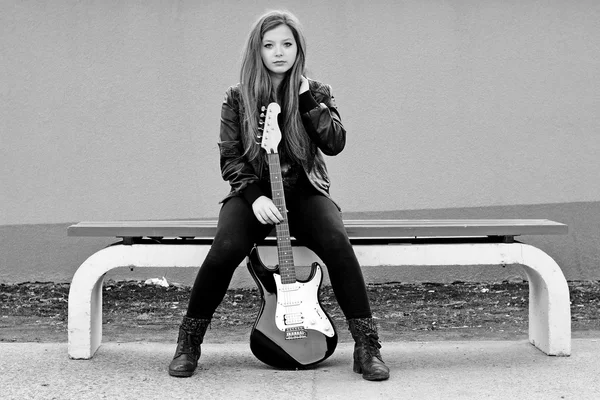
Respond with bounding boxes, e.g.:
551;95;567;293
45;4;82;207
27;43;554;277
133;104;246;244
1;1;599;284
2;1;599;224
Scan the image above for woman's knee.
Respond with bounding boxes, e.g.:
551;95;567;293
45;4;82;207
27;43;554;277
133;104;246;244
208;236;250;263
314;228;352;254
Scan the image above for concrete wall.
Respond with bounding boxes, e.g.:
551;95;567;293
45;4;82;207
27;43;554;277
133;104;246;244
1;1;599;284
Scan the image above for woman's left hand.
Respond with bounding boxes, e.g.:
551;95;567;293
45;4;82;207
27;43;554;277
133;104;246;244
299;75;309;94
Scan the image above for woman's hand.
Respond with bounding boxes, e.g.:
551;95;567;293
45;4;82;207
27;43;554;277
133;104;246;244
252;196;284;225
299;75;309;94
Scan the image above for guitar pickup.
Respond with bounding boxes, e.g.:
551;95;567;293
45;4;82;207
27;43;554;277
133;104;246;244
284;313;304;325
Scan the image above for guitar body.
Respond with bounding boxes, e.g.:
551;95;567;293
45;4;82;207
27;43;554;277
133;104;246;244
247;247;338;369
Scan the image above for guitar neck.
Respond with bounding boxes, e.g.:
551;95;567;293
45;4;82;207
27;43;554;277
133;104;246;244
267;152;296;284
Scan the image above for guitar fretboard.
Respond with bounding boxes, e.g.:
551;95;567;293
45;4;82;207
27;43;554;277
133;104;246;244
267;152;296;285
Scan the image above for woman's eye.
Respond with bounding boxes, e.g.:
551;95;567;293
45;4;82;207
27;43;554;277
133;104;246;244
264;43;272;48
284;42;293;47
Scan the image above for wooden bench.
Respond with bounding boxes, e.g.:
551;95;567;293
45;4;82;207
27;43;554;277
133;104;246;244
66;219;570;359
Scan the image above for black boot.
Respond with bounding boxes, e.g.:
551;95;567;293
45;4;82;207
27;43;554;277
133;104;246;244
348;318;390;381
168;316;211;377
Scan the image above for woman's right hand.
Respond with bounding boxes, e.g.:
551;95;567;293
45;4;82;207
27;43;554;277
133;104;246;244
252;196;284;225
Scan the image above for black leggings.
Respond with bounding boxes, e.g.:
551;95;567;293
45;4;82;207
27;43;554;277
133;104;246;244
186;191;372;320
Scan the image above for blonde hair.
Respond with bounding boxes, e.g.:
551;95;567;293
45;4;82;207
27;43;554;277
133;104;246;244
239;10;312;166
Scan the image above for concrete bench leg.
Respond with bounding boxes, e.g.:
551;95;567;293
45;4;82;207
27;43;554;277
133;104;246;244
518;245;571;356
346;243;571;356
68;250;110;359
68;244;210;359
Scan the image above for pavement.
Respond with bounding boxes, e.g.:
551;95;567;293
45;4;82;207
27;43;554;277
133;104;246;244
1;339;599;399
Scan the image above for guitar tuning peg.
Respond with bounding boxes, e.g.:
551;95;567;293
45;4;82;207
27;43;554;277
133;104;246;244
260;113;265;118
261;106;266;111
259;120;264;125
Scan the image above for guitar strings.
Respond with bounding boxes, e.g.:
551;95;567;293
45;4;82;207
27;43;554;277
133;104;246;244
268;152;298;318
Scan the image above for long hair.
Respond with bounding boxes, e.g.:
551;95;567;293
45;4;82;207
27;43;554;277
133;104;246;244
239;10;312;166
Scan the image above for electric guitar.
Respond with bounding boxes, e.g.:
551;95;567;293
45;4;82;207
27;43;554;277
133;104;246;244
246;102;338;369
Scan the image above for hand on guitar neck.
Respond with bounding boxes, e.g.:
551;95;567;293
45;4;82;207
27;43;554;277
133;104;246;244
252;196;284;225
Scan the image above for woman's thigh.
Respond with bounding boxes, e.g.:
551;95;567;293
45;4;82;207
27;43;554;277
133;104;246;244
286;193;349;254
210;196;273;259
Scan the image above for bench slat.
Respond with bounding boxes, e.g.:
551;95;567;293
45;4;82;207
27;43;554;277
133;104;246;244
67;219;567;239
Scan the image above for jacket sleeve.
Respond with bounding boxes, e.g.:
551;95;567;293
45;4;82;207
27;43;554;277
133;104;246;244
218;87;264;205
298;83;346;156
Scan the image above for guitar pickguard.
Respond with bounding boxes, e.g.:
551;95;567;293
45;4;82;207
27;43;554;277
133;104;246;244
273;266;335;338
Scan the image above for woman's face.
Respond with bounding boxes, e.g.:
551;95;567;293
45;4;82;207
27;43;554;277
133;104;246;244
261;24;298;78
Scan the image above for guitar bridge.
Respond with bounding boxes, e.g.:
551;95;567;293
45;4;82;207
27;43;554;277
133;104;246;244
285;326;308;340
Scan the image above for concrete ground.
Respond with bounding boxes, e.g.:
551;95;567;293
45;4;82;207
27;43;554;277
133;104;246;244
1;339;599;399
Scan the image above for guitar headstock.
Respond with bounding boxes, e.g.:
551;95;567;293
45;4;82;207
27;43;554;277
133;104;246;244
259;102;281;154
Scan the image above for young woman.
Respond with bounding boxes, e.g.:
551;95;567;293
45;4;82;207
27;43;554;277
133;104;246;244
168;10;389;381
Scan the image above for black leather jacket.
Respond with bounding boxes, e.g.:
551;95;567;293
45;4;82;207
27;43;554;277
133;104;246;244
218;79;346;209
